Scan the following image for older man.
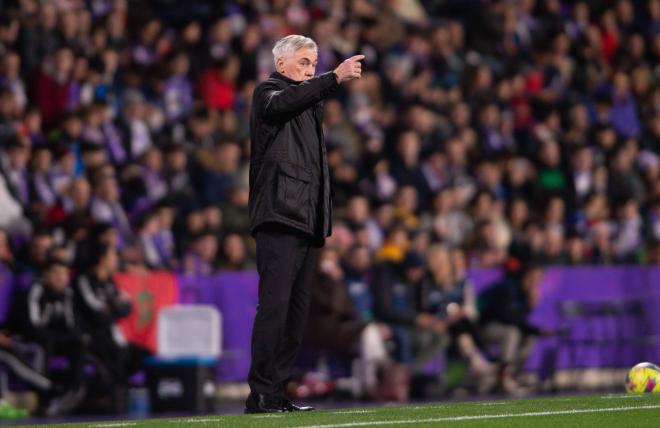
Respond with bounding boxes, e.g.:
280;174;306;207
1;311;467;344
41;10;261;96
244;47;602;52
246;35;363;413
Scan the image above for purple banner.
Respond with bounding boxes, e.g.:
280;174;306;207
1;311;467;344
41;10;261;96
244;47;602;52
467;267;660;371
175;267;660;382
176;272;259;382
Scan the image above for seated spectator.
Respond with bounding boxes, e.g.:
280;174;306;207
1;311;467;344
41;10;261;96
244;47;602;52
0;136;30;208
27;144;57;221
613;198;643;262
375;223;409;263
0;328;84;416
219;233;252;271
220;187;250;236
118;91;153;161
139;147;167;203
163;141;197;211
11;258;87;404
75;243;147;384
200;142;241;206
182;229;218;276
419;245;494;380
478;261;544;394
197;56;239;111
31;47;74;129
137;209;167;269
343;243;375;322
15;228;54;279
373;251;446;368
90;175;133;246
565;231;588;265
307;248;392;398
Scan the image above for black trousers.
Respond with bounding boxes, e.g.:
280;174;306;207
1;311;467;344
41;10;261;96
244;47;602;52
248;224;320;396
34;329;87;389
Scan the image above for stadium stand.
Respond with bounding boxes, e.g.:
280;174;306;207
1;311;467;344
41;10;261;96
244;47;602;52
0;0;660;418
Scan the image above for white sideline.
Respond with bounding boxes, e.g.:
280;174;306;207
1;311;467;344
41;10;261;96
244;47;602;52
285;404;660;428
90;423;137;428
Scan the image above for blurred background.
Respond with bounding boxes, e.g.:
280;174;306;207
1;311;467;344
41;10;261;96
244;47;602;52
0;0;660;422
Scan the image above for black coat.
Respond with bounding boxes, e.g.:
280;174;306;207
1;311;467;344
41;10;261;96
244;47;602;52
248;71;338;245
477;277;540;335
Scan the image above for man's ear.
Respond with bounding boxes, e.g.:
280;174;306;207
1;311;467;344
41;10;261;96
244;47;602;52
275;57;285;74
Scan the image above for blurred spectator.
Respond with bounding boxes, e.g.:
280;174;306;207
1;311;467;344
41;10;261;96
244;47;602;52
31;47;74;129
182;228;218;276
308;247;391;397
419;245;493;382
16;258;87;400
343;243;375;322
90;175;132;245
373;251;445;366
478;263;544;394
198;56;239;111
74;244;133;381
219;233;251;270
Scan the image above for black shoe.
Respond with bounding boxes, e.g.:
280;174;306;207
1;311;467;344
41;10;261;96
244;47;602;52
244;393;286;414
279;396;314;412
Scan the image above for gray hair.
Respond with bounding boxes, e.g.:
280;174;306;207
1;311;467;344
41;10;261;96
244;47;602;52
272;35;317;63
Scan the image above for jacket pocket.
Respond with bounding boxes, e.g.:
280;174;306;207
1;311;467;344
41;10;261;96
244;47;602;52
275;162;311;226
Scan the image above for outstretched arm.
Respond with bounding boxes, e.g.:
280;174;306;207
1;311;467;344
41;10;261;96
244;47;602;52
262;55;365;119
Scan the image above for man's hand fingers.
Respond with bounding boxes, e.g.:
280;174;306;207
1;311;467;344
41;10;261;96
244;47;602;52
346;54;365;63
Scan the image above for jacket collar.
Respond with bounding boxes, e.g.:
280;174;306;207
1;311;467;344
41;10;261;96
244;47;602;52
270;71;302;85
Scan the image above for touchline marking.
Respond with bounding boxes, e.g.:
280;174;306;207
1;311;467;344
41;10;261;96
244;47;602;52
285;404;660;428
601;394;643;399
332;410;379;414
177;418;222;423
91;423;137;427
252;413;286;418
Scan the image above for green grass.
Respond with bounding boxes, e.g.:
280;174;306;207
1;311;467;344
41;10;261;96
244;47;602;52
15;393;660;428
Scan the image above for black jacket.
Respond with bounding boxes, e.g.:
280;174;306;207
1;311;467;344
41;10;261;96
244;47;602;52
20;282;80;340
477;277;541;335
74;273;131;335
248;71;338;245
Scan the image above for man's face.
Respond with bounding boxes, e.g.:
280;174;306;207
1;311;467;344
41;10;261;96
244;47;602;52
103;249;119;273
45;265;70;292
276;47;317;82
522;268;544;308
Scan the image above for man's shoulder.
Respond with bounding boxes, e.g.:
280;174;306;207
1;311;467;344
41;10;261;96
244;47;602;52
255;77;288;92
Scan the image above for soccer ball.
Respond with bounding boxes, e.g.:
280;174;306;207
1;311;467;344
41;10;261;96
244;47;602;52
625;362;660;393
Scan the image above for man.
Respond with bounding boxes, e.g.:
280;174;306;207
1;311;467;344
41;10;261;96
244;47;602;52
74;244;133;381
478;262;544;394
6;257;88;413
0;329;83;416
246;34;363;413
307;247;392;398
372;251;447;368
24;259;88;395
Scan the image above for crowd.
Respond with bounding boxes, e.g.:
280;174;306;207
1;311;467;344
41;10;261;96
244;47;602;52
0;0;659;416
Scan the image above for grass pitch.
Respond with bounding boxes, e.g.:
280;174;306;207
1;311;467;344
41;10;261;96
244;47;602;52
15;393;660;428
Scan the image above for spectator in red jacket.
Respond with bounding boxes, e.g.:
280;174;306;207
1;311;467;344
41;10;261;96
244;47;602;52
197;55;239;111
30;47;74;129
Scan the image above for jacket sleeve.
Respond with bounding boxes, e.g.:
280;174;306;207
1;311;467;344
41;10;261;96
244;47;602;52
261;72;338;120
76;275;114;326
28;285;49;328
